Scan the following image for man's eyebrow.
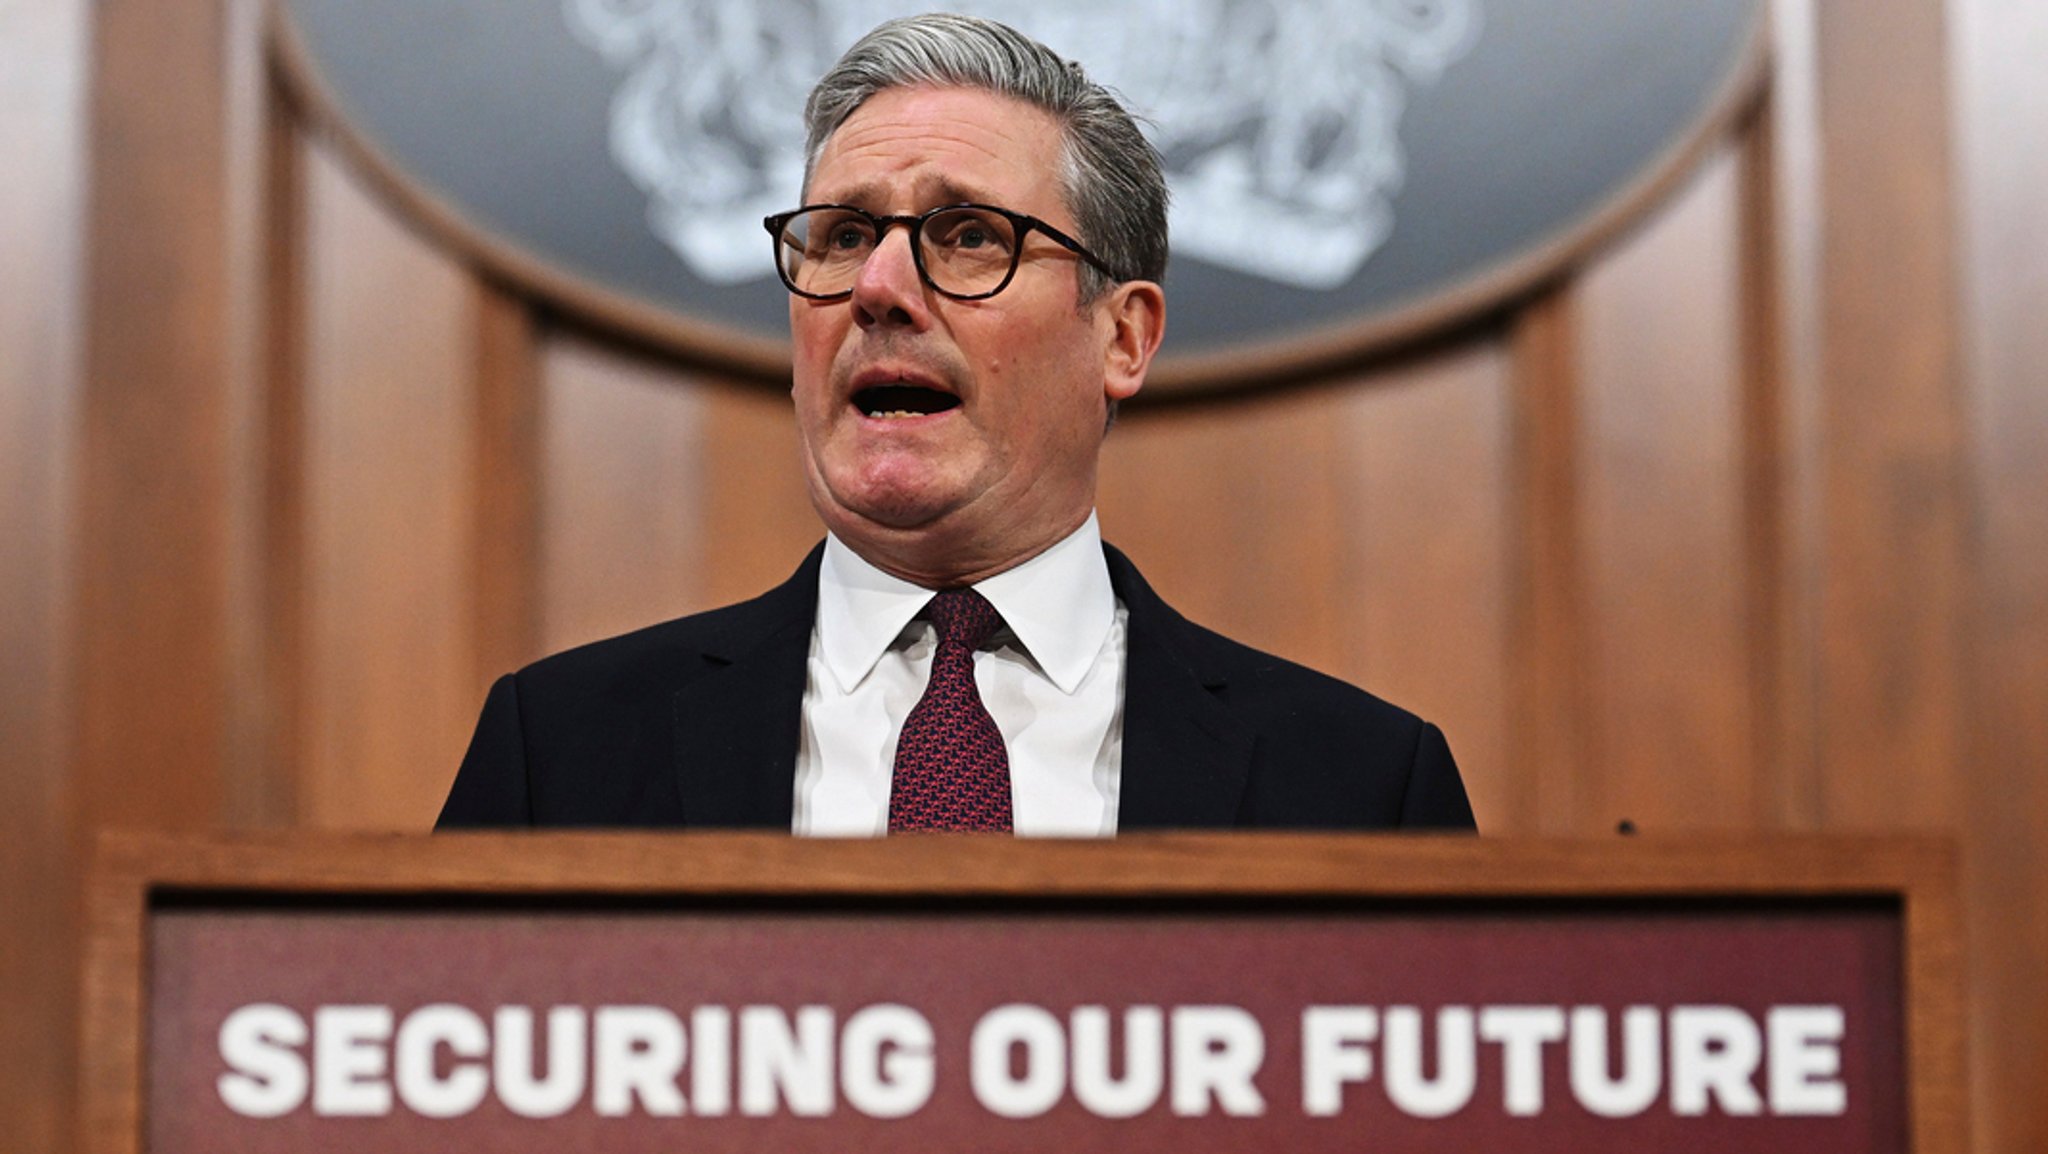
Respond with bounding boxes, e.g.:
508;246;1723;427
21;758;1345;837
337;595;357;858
816;176;1000;209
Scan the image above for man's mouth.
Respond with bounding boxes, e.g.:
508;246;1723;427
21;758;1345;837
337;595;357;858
853;383;962;420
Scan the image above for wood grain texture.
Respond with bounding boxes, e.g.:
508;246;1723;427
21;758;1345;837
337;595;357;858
536;338;720;655
1905;838;1973;1154
1953;1;2048;1150
1734;101;1795;827
82;828;1956;902
538;333;713;653
299;142;475;832
1101;355;1513;829
1815;8;1993;1148
1812;0;1971;832
537;334;820;660
1576;148;1755;831
0;2;88;1150
210;3;307;834
77;839;148;1154
469;284;544;686
691;372;821;610
1099;387;1350;672
1505;287;1592;836
231;64;308;830
1737;81;1827;833
1332;345;1514;833
74;0;235;834
1755;0;1834;837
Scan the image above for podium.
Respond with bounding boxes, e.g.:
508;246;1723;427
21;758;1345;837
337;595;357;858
83;833;1964;1152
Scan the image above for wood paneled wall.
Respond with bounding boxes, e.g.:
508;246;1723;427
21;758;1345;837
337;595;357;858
1952;2;2048;1150
0;5;89;1152
4;0;2045;1150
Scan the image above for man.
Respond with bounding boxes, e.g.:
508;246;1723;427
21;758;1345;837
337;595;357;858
438;14;1474;834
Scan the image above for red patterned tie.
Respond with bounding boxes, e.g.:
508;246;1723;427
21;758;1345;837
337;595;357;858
888;588;1013;832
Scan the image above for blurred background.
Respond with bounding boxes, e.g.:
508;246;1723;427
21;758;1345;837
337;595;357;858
3;0;2042;1150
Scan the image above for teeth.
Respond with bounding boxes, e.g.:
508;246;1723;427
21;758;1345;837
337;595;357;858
870;410;920;419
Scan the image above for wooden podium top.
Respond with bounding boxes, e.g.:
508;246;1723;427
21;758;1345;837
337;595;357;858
87;827;1957;895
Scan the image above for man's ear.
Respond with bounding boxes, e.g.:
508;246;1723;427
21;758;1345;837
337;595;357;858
1100;280;1166;404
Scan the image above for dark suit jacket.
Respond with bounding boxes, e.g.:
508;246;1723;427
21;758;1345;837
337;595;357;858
438;544;1475;830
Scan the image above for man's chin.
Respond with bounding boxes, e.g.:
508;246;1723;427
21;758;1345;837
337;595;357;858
814;486;963;539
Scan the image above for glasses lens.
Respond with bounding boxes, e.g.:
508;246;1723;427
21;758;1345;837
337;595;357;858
777;208;876;297
772;206;1026;298
917;207;1019;296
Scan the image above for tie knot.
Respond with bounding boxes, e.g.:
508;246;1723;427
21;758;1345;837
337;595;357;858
925;588;1002;651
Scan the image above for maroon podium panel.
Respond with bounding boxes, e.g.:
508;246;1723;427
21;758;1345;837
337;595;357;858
147;898;1905;1153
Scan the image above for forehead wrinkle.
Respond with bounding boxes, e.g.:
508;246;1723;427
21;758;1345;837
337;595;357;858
828;91;1038;161
823;174;1000;212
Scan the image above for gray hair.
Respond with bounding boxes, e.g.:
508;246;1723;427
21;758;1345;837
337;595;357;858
801;13;1169;302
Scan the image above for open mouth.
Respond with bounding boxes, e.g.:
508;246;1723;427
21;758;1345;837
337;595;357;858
854;384;962;419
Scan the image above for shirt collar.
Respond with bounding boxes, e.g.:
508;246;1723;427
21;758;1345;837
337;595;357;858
815;514;1116;695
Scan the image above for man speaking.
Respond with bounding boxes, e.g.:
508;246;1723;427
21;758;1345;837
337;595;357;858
439;14;1474;835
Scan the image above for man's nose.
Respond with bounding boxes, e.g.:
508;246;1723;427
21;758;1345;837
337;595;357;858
850;225;929;330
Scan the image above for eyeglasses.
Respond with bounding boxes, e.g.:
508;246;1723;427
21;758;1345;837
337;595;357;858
763;202;1122;301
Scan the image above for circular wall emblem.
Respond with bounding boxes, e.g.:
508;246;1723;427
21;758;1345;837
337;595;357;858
276;0;1766;396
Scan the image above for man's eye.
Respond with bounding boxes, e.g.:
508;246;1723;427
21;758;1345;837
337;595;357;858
933;215;1007;251
827;224;870;250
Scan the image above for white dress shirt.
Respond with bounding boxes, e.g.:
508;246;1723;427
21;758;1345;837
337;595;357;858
793;514;1127;837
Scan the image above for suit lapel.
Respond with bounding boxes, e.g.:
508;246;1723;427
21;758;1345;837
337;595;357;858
671;542;1255;830
1106;547;1258;829
670;547;822;828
